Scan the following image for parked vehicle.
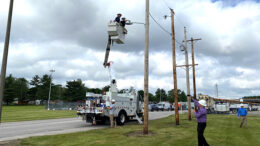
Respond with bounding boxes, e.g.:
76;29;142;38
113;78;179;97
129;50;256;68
157;102;171;111
230;103;250;113
77;80;144;125
150;104;159;111
249;105;258;111
214;101;230;114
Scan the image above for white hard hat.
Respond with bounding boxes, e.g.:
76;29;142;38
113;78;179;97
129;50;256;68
111;99;116;102
199;100;207;107
240;104;244;107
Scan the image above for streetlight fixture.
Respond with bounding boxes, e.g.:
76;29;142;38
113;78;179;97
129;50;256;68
47;69;55;110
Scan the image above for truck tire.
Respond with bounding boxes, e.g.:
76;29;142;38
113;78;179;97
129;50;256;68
117;111;127;125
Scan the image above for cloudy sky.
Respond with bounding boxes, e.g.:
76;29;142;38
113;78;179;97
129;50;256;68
0;0;260;99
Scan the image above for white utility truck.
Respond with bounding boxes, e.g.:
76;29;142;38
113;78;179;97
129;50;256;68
157;102;171;111
78;79;144;125
214;101;230;114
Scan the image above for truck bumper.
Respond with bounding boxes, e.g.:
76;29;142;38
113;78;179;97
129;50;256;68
86;113;107;124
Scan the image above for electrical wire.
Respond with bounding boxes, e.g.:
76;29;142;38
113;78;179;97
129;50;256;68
160;0;195;42
149;12;171;36
149;12;183;46
162;0;171;9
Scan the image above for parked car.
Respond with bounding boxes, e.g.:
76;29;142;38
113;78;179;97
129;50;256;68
150;104;159;111
148;104;153;111
157;102;171;111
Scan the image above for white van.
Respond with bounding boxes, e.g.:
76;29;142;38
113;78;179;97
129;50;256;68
157;102;171;111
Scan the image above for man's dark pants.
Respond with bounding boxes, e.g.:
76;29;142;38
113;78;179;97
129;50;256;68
197;122;209;146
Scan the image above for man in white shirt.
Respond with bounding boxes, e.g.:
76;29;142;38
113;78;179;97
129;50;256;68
107;99;116;128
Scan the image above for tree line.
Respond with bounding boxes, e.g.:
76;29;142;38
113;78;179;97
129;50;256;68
138;88;187;104
243;96;260;99
3;74;187;105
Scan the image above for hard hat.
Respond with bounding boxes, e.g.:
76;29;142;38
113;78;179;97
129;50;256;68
199;100;207;107
240;104;244;107
111;99;116;102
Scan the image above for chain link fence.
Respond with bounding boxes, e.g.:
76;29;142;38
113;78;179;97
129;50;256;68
45;100;85;110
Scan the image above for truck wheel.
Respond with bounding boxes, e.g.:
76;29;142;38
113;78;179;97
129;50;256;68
117;111;127;125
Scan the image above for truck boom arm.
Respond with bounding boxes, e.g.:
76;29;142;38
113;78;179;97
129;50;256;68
103;35;112;68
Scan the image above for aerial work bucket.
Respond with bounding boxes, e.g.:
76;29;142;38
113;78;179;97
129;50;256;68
108;21;125;44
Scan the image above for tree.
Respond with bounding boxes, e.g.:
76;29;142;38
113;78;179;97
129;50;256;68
51;84;64;100
37;74;51;100
64;79;86;101
179;90;187;102
102;85;110;92
167;89;187;103
138;90;156;103
14;78;29;104
3;74;16;105
27;75;41;101
87;88;102;94
149;93;156;103
138;90;144;98
155;88;167;102
30;75;40;87
243;96;260;99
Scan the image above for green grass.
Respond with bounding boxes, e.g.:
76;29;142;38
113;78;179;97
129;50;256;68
2;105;76;123
19;114;260;146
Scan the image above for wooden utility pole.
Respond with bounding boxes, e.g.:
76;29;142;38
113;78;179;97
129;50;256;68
187;38;201;99
143;0;149;134
170;9;179;125
184;27;191;121
0;0;14;123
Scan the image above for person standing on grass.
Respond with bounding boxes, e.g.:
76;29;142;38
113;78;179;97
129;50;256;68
191;95;210;146
107;99;116;128
237;104;248;128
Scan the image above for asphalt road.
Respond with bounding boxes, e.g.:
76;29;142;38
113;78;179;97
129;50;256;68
0;111;174;141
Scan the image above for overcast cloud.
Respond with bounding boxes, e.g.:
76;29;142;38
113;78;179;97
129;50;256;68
0;0;260;99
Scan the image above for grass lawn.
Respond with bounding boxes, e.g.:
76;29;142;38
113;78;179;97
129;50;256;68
19;114;260;146
2;105;76;123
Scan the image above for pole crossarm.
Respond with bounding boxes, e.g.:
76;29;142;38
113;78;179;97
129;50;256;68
176;64;198;67
187;38;202;42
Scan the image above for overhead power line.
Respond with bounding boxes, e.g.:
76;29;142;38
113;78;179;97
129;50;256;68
149;12;183;46
162;0;171;9
149;12;171;36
